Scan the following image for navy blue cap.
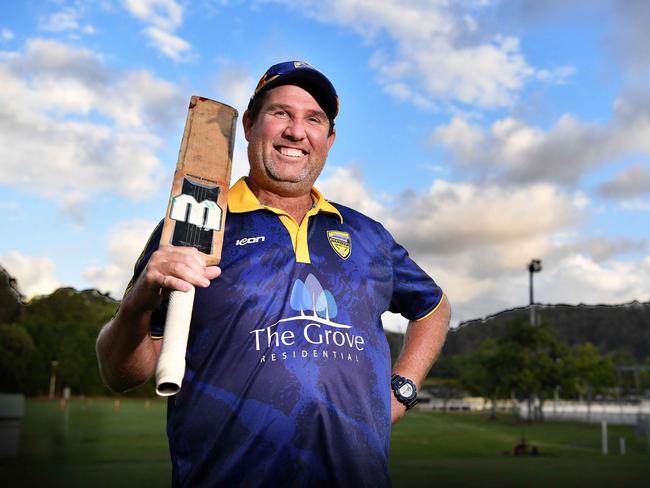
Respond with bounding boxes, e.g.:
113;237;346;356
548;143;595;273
248;61;339;121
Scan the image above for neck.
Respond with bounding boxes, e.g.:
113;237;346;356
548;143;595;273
246;178;314;223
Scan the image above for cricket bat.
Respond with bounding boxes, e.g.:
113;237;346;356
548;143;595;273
155;96;237;396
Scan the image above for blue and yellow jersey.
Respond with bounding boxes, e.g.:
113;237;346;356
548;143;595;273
131;178;444;487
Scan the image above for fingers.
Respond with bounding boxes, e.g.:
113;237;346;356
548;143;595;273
144;246;221;293
205;266;222;280
161;275;194;293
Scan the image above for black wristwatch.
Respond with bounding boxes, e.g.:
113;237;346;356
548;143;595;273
391;374;418;410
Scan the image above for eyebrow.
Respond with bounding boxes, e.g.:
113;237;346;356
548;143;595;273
265;103;327;120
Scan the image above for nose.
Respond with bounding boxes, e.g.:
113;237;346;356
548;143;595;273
283;117;306;141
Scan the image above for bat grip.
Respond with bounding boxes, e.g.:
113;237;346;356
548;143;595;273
155;287;196;396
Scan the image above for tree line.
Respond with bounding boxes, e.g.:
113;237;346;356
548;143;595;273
0;271;156;396
1;266;648;402
430;316;650;420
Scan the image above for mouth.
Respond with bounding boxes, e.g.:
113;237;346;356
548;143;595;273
276;146;307;158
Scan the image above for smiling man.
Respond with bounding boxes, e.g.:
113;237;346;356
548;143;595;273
97;61;450;487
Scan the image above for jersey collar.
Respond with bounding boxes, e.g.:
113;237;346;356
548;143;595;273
228;177;343;223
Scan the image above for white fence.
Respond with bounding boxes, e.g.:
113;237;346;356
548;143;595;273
418;396;650;425
517;400;650;425
418;396;514;412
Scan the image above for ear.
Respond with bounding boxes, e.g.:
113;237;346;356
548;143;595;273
326;128;336;151
242;110;254;141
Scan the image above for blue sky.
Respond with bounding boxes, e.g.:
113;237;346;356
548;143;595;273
1;0;649;329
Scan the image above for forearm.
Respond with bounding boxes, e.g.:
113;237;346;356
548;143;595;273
96;288;161;392
95;245;217;392
391;295;451;421
394;296;450;383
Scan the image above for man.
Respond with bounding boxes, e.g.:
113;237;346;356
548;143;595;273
97;61;450;487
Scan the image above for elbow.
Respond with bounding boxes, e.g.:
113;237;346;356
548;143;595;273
441;294;451;324
95;325;152;393
95;336;125;393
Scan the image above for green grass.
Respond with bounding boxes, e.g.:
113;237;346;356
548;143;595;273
1;398;171;487
391;410;649;487
1;399;648;487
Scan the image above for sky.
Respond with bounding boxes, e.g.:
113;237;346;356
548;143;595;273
1;0;649;331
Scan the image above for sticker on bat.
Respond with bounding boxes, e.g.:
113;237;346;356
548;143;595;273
169;178;223;254
170;195;221;230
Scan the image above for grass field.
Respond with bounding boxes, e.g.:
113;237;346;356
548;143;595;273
1;398;648;487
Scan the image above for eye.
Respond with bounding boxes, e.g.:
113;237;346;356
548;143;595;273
273;109;289;118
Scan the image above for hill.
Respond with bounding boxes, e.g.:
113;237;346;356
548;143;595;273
443;302;650;360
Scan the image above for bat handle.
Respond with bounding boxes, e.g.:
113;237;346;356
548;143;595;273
155;287;196;396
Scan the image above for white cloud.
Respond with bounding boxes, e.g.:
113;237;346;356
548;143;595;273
123;0;191;61
84;219;158;297
1;28;14;41
432;116;485;159
231;139;251;184
40;8;80;31
539;253;650;305
38;6;95;35
386;179;586;256
143;26;191;62
124;0;183;30
381;311;408;334
311;165;648;326
268;0;568;110
535;65;575;83
432;97;650;186
214;66;256;112
569;237;648;262
0;38;184;213
317;166;386;220
597;163;650;198
0;251;60;299
606;0;650;75
620;199;650;211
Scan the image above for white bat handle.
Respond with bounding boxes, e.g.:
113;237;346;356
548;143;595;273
155;287;195;396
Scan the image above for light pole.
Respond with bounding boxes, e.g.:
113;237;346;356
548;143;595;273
528;259;542;325
49;360;59;400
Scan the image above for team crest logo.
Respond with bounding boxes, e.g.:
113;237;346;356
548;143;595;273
327;230;351;259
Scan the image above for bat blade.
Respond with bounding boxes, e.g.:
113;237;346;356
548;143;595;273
155;96;237;396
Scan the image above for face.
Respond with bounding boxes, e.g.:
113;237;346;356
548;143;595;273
243;84;336;197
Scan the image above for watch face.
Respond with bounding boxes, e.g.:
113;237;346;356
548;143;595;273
399;383;414;398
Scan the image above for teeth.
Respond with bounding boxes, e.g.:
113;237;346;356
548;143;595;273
279;147;304;158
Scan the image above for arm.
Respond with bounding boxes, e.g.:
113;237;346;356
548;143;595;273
391;295;451;423
96;246;220;392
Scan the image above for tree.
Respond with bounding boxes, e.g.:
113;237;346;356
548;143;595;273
0;266;23;325
459;317;571;421
0;324;36;393
459;338;519;419
609;349;639;396
565;343;615;420
641;356;650;395
18;288;119;395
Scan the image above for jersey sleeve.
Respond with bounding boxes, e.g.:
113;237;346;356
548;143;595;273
121;221;167;338
384;226;444;321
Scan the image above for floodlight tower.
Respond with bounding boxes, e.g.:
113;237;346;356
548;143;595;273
528;259;542;325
